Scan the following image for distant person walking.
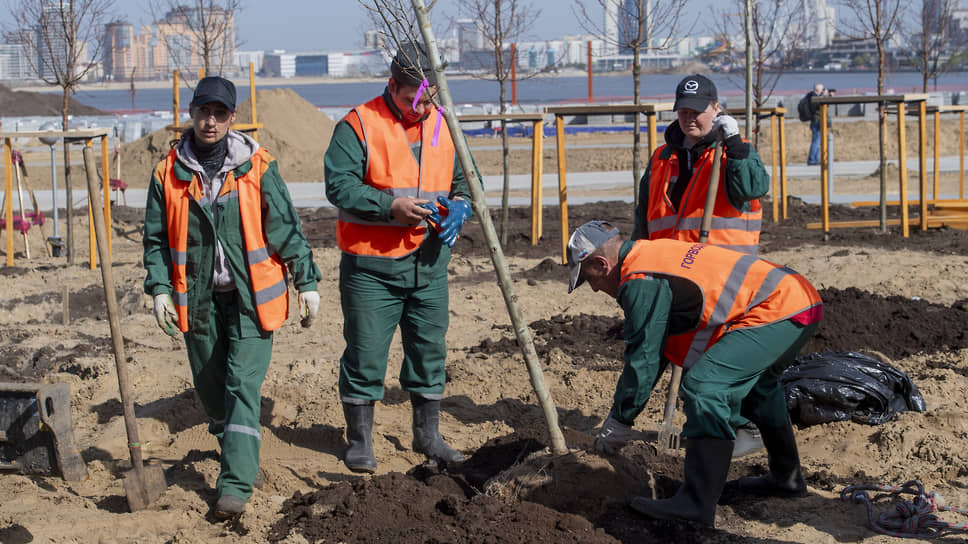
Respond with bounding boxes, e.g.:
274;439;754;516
806;83;828;165
143;76;321;519
324;41;475;473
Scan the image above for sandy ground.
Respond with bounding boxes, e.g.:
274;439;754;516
2;118;968;542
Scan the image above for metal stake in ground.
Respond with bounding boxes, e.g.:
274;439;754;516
81;146;167;511
410;0;567;455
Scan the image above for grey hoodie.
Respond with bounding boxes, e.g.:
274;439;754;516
176;130;260;291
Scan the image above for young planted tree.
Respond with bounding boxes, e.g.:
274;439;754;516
361;0;568;455
5;0;115;264
456;0;541;245
573;0;692;208
148;0;241;77
716;0;808;147
906;0;967;92
838;0;903;231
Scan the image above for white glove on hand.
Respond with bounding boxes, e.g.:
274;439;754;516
712;114;740;141
152;293;179;337
298;290;320;328
593;415;633;455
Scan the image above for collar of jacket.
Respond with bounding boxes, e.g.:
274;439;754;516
172;152;255;183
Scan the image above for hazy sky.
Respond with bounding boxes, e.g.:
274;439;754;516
110;0;586;52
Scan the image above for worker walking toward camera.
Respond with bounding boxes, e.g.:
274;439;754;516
567;221;822;526
324;42;473;473
633;74;769;255
143;76;321;519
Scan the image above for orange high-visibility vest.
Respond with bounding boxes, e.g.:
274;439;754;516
620;239;822;369
645;143;762;255
157;146;289;332
336;95;455;258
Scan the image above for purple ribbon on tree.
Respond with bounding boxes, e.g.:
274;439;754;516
412;78;446;147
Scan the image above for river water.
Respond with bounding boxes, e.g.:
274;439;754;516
64;71;967;113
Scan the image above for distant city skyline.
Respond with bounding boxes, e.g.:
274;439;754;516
108;0;587;52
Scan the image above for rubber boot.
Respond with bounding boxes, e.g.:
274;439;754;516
737;418;807;497
629;437;734;526
342;402;377;473
410;394;464;465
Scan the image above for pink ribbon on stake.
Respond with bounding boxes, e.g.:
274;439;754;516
412;78;445;147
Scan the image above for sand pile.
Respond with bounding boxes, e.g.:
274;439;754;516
0;84;103;117
119;88;335;187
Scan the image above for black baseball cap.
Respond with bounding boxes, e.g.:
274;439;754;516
673;74;717;112
192;76;236;111
390;41;436;87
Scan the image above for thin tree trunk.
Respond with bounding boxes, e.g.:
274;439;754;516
411;0;567;455
500;82;510;246
631;49;641;210
62;88;74;264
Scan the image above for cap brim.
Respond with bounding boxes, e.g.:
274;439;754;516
192;96;235;111
674;97;711;111
568;261;583;293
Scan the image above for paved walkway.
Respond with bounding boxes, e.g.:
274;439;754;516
4;156;964;210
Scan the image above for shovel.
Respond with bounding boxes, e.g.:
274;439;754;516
82;146;168;511
656;139;723;454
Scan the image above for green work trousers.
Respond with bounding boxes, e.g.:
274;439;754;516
338;269;449;403
680;319;819;439
184;290;273;501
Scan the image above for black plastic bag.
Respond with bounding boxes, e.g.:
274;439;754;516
781;350;927;426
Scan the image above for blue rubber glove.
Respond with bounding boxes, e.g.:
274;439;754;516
436;196;471;247
417;201;442;227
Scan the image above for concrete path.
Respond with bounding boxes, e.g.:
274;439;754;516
4;156;964;211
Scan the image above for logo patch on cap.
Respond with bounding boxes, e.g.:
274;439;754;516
683;80;699;93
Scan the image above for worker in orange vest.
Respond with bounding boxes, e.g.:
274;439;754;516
324;42;474;473
567;221;822;526
143;76;321;519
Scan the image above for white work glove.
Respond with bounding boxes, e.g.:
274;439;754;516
152;293;179;337
712;114;740;141
593;415;633;455
298;290;320;328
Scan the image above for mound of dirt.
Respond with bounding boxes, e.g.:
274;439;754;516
119;88;335;188
0;84;103;117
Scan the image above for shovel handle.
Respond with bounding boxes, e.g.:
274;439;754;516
662;364;683;424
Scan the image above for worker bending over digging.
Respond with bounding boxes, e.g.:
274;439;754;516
143;76;321;519
567;221;823;526
324;41;474;473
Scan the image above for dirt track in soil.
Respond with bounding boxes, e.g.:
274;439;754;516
260;199;968;543
2;196;968;544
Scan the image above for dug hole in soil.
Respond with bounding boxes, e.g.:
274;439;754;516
2;193;968;542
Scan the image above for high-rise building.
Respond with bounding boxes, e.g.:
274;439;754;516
604;0;619;55
101;5;237;80
803;0;835;48
0;42;33;80
457;18;484;55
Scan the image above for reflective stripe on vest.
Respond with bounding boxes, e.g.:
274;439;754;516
336;95;455;258
620;239;822;369
645;144;762;255
159;147;289;332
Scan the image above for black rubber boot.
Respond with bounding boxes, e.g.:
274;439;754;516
629;437;734;526
342;402;377;473
737;418;807;497
410;394;464;465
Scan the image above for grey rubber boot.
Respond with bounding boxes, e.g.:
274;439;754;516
342;402;377;473
737;418;807;497
629;437;734;526
214;495;247;519
732;423;765;458
410;394;464;465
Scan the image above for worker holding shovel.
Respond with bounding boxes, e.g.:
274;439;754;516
622;74;772;458
143;76;321;519
567;221;822;526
